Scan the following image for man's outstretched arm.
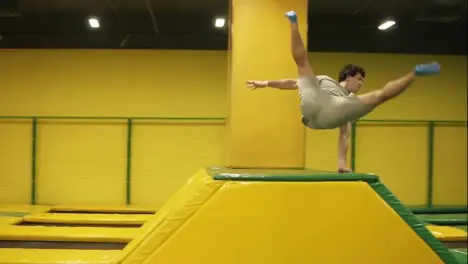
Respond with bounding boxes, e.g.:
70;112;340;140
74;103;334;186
246;79;297;90
338;122;352;173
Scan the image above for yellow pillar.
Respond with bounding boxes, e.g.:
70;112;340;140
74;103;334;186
227;0;308;168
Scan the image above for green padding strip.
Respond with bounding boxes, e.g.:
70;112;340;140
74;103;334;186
418;214;468;226
0;212;29;217
418;214;468;220
424;220;468;226
450;249;467;264
369;182;459;264
0;116;226;121
209;167;378;182
411;207;468;214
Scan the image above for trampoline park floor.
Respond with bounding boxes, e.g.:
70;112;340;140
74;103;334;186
0;204;466;263
417;213;468;226
412;210;468;259
0;204;157;251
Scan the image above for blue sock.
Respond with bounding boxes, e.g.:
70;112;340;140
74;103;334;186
414;62;440;76
285;11;297;23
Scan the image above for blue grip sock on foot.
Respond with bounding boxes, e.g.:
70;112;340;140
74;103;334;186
414;62;440;76
285;11;297;23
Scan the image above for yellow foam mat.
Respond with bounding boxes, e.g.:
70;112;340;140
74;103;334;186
0;249;122;264
427;224;468;241
125;180;443;264
51;205;157;214
0;204;51;214
0;217;21;226
23;213;151;225
0;226;137;242
120;169;223;261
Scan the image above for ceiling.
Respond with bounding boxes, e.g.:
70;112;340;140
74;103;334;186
0;0;466;54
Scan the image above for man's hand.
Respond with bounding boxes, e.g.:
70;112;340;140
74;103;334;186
337;123;352;173
338;166;353;173
246;80;268;90
338;159;352;173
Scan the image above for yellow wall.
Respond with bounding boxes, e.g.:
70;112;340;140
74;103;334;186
226;0;307;168
0;120;32;203
433;125;467;205
0;49;227;207
0;49;466;207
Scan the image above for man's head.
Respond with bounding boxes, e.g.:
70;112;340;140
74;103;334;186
338;64;366;93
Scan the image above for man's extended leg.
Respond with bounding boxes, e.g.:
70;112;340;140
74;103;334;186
312;62;441;129
358;62;440;109
285;11;315;77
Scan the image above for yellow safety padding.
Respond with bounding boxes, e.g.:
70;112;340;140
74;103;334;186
51;205;157;214
0;204;52;214
137;181;443;264
226;0;308;168
23;213;150;225
426;224;468;241
0;217;21;225
0;249;122;264
121;169;222;264
0;226;137;242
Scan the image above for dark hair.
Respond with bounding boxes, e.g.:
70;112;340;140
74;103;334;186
338;64;366;82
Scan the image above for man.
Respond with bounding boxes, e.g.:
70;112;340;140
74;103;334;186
246;10;441;173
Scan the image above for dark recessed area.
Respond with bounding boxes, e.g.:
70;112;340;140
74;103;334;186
47;209;156;215
15;221;142;228
0;240;127;250
442;241;468;249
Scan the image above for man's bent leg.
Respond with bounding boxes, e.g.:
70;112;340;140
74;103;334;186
286;11;336;127
285;11;326;103
358;62;440;109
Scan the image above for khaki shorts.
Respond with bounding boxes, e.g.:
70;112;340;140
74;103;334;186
298;75;372;129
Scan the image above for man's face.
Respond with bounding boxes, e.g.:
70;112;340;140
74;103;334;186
346;73;364;93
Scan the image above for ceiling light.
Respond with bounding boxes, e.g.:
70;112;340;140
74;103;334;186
88;17;100;29
378;20;396;30
214;18;225;28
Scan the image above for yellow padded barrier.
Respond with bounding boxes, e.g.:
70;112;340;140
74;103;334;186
120;169;222;263
0;249;122;264
51;205;157;214
124;180;444;264
0;226;136;242
0;217;21;225
427;224;468;242
226;0;308;168
0;204;51;214
23;213;150;225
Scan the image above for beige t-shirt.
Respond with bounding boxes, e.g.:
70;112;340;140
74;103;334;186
300;75;371;129
316;75;357;99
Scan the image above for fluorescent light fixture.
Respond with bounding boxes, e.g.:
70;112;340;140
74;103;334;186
214;18;225;28
378;20;396;30
88;17;100;28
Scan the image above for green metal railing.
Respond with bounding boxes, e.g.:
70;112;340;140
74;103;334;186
31;118;38;205
0;115;226;205
0;116;466;208
427;122;435;208
126;119;133;205
350;119;467;208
